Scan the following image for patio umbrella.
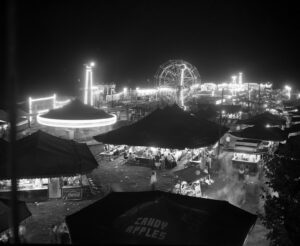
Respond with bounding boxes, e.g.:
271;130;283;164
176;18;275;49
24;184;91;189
0;198;31;233
231;125;287;141
65;191;257;245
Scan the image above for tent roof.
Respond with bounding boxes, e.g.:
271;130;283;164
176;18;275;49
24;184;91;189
42;99;114;120
173;166;209;183
0;198;32;233
65;191;257;245
276;136;300;159
231;125;287;141
237;112;286;126
94;104;228;149
286;124;300;134
0;130;98;179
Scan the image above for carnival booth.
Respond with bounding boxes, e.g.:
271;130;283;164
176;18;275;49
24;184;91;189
0;131;98;201
231;125;287;175
94;105;228;171
172;166;213;197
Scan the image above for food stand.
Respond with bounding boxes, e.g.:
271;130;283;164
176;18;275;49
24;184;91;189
0;130;98;201
232;139;262;175
172;166;213;197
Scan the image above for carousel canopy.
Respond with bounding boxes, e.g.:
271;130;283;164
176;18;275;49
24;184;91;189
0;130;98;179
41;99;113;120
66;191;257;245
94;104;228;149
237;112;286;126
231;125;287;142
276;135;300;159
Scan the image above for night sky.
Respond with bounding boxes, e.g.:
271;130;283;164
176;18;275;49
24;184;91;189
2;0;300;106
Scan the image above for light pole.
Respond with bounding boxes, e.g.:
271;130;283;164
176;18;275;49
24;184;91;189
179;64;187;109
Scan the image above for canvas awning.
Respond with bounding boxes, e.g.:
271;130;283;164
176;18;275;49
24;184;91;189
94;104;228;149
231;125;287;142
0;130;98;179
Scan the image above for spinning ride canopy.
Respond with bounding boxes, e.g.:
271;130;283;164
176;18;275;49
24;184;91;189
65;191;257;245
231;125;287;142
0;198;32;233
94;104;228;149
37;99;116;128
0;130;98;179
237;112;286;126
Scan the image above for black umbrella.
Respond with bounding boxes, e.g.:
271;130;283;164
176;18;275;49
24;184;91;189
65;191;257;245
0;198;31;233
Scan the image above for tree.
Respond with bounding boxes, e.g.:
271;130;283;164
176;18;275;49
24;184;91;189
261;155;300;246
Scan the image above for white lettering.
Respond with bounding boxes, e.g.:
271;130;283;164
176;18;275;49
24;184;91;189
145;228;152;238
153;219;161;228
140;217;148;226
152;229;159;239
159;231;167;240
138;226;147;235
160;221;168;230
132;226;141;234
147;218;155;227
135;217;142;225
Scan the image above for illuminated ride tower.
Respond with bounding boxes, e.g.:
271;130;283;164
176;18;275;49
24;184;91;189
84;62;95;106
37;61;117;140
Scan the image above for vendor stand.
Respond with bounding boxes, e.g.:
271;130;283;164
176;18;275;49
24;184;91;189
172;166;213;197
232;139;262;175
0;130;98;201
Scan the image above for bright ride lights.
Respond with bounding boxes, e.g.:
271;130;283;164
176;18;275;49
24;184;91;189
37;113;117;128
84;62;95;106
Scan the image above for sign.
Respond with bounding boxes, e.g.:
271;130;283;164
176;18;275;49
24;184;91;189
62;187;82;200
124;217;168;240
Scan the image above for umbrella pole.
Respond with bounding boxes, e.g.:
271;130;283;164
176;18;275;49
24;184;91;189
6;0;20;242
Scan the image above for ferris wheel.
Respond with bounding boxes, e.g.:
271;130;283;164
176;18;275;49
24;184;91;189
155;60;201;89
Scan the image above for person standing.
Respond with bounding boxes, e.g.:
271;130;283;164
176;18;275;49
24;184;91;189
150;171;157;190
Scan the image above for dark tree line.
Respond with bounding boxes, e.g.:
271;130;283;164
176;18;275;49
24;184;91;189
261;155;300;246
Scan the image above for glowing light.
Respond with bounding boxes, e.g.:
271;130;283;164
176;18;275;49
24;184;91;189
28;94;56;122
37;114;117;128
55;99;71;108
266;124;270;128
123;87;128;94
222;110;226;114
231;75;237;84
285;85;291;100
179;66;186;108
90;62;95;67
238;72;243;84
